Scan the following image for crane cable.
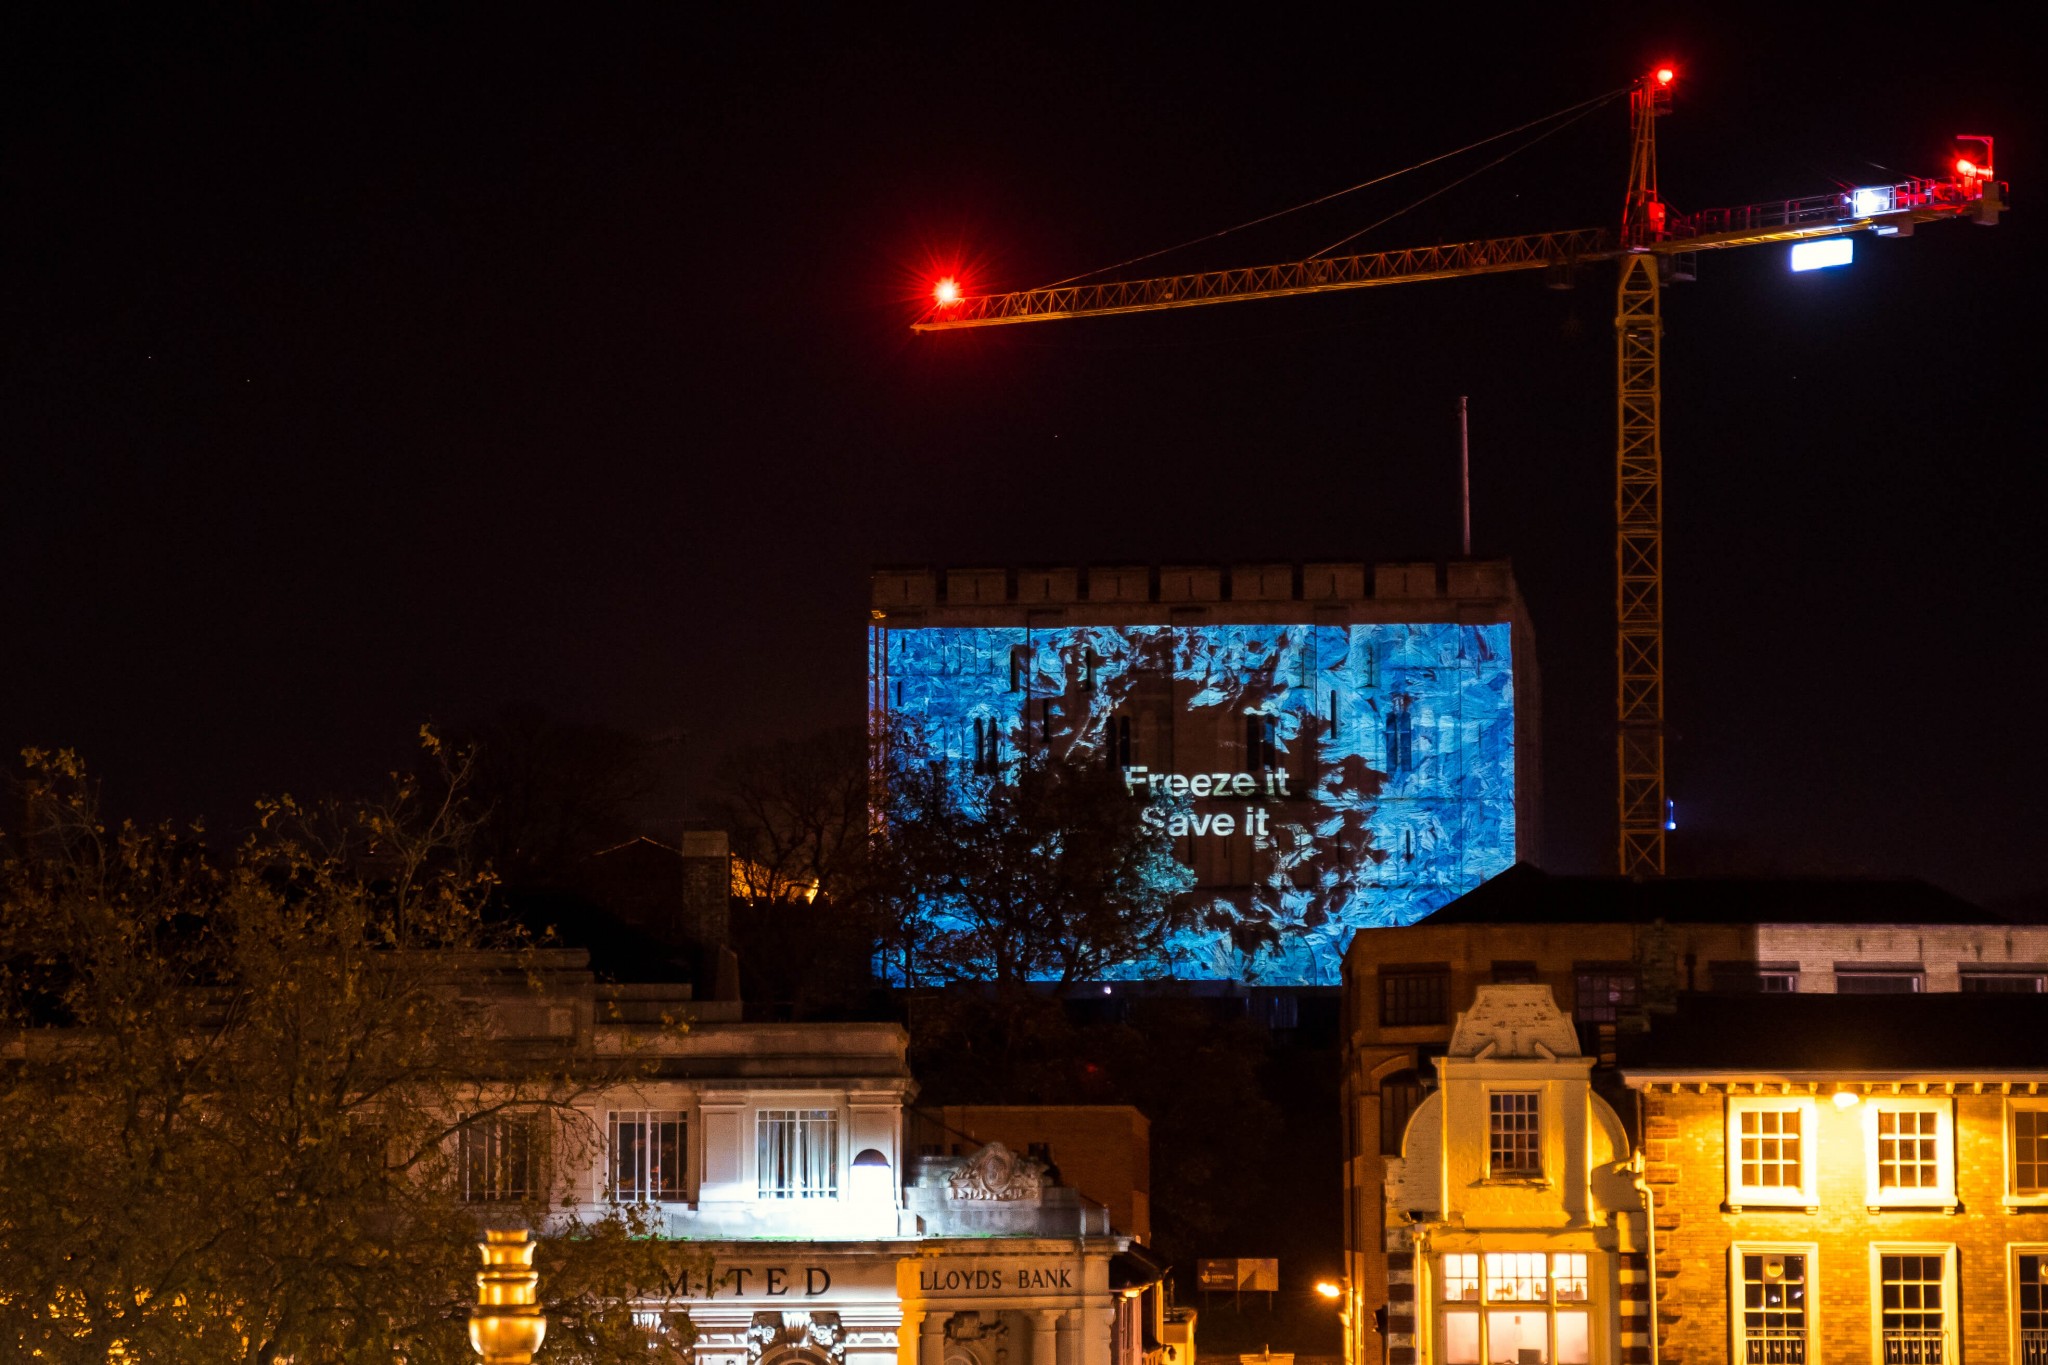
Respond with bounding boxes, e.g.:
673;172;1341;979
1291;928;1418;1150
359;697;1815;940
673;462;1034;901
1307;91;1621;259
1041;82;1633;289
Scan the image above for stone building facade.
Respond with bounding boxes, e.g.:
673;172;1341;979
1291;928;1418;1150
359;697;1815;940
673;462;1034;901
467;951;1160;1365
1382;986;1648;1365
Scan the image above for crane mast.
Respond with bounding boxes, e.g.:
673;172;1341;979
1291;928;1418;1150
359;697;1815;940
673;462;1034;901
913;72;2005;877
1616;73;1671;874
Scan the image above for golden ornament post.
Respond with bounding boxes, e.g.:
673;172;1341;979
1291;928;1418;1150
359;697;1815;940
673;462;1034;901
470;1228;547;1364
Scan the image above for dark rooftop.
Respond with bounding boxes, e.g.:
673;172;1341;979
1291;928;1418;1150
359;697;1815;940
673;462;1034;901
1422;862;2005;927
1616;992;2048;1075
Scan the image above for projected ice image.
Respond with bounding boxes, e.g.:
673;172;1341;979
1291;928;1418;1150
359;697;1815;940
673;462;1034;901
872;622;1515;984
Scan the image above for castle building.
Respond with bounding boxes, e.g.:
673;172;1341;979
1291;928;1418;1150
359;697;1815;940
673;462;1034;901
868;562;1538;985
1617;993;2048;1365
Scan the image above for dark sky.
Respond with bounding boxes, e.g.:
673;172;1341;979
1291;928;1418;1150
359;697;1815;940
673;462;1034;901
4;6;2041;903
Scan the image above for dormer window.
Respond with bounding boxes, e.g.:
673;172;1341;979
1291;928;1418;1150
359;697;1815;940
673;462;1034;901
1488;1091;1542;1178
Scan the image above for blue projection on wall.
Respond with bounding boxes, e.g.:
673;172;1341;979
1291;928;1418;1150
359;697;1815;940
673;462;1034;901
873;622;1515;985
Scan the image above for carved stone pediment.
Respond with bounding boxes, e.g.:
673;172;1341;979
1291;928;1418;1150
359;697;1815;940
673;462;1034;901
1446;984;1582;1060
946;1142;1046;1202
748;1311;844;1365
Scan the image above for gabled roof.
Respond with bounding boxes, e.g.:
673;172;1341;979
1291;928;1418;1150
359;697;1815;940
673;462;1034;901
1616;992;2048;1076
1421;862;2004;927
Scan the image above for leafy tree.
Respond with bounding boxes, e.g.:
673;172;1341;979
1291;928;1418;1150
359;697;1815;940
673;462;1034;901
867;737;1198;997
0;736;693;1365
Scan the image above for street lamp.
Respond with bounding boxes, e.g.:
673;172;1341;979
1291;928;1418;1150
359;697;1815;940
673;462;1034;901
471;1228;548;1365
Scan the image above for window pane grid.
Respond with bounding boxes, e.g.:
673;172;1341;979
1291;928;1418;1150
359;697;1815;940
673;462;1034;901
1878;1111;1940;1190
1443;1253;1480;1303
1490;1091;1541;1176
1879;1254;1946;1364
460;1113;539;1203
2019;1253;2047;1365
1740;1252;1807;1365
2017;1111;2048;1196
1740;1109;1804;1189
610;1110;686;1202
757;1108;839;1198
1574;971;1638;1024
1484;1252;1548;1302
1380;970;1448;1026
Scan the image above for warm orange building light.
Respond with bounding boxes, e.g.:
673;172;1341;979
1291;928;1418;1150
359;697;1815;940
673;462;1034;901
1314;1280;1342;1300
1832;1087;1860;1108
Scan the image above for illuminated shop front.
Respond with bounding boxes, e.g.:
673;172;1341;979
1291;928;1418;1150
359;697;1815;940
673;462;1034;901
481;972;1160;1365
1382;986;1647;1365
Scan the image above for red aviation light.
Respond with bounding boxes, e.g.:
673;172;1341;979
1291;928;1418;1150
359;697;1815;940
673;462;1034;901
1951;135;1994;181
1655;66;1676;85
933;276;963;307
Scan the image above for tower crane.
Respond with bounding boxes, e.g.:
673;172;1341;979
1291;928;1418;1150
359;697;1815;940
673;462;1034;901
911;68;2005;876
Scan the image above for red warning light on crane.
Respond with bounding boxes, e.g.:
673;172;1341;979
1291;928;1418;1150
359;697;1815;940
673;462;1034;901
1951;136;1993;181
933;277;963;307
1655;66;1676;85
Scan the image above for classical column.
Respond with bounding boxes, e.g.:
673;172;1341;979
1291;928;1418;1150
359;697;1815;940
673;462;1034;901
1054;1311;1078;1365
920;1311;949;1365
1028;1310;1059;1365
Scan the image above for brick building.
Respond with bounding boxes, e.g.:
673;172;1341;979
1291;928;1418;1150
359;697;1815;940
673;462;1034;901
1339;865;2042;1365
1618;993;2048;1364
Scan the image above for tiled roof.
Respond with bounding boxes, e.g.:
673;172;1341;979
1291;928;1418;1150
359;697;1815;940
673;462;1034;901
1616;991;2048;1074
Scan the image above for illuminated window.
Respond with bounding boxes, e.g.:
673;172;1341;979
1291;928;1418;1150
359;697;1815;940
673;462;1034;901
2014;1248;2048;1365
1573;968;1638;1024
460;1112;544;1203
1379;967;1448;1026
1878;1111;1940;1190
2013;1106;2048;1199
757;1108;839;1199
1865;1101;1954;1207
1727;1097;1818;1208
1438;1253;1591;1365
1733;1248;1810;1365
1489;1091;1541;1177
610;1110;686;1202
1740;1109;1804;1189
1873;1247;1954;1365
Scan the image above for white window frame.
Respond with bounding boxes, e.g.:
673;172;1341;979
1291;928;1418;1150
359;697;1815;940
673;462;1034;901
2011;1243;2048;1365
1485;1088;1544;1181
2009;1099;2048;1208
459;1110;547;1204
1726;1096;1819;1209
754;1103;843;1200
608;1108;689;1204
1728;1243;1819;1365
1863;1097;1956;1209
1868;1244;1957;1365
1434;1251;1599;1365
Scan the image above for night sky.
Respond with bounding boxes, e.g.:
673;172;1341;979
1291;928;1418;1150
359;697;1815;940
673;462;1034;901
4;7;2041;904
